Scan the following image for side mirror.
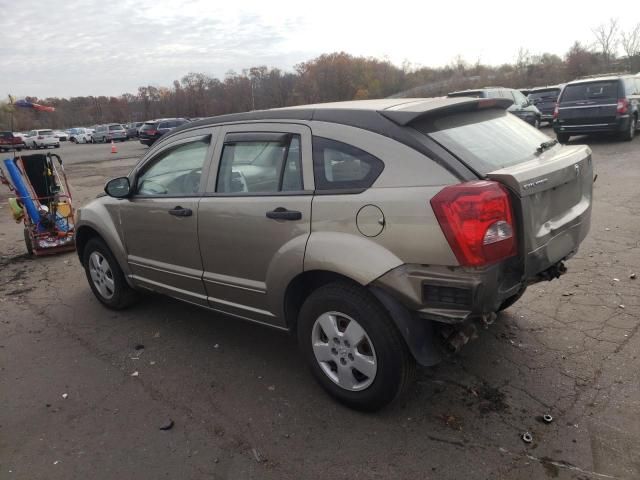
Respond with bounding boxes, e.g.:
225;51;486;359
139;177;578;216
105;177;131;198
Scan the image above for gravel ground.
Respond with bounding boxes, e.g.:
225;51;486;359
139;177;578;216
0;132;639;479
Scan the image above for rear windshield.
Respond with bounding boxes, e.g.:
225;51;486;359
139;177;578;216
416;109;550;174
140;122;157;130
528;89;560;101
561;81;619;102
109;124;123;131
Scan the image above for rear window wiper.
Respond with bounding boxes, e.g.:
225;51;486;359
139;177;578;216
536;139;558;154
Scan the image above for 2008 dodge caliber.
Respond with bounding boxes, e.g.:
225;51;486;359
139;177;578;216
75;97;593;411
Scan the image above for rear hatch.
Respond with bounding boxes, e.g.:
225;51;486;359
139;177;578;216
528;89;560;116
557;80;620;126
417;109;592;277
139;122;158;139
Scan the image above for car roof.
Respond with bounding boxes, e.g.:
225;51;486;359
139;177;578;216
173;97;513;136
567;75;630;85
528;85;564;91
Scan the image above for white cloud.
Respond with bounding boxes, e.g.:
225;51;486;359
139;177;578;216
0;0;637;98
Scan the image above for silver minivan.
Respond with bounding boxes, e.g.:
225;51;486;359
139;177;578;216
75;98;593;410
92;123;127;143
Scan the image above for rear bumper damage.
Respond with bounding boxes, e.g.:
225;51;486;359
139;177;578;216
371;257;572;363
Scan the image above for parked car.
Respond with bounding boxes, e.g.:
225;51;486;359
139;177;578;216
68;128;93;144
139;118;189;146
76;97;593;411
553;74;640;142
448;87;542;127
125;122;144;139
53;130;68;141
528;85;563;124
0;131;26;151
24;129;60;149
92;124;127;143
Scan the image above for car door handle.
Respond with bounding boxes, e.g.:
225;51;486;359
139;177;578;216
266;207;302;221
168;206;192;217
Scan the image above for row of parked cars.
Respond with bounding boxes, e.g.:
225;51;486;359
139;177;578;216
0;118;194;152
449;72;640;143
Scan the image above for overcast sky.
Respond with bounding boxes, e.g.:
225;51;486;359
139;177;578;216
1;0;637;99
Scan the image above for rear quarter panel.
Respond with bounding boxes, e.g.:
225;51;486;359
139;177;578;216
306;122;459;285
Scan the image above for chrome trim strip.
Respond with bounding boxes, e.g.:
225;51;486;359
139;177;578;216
560;123;611;128
129;258;202;281
202;272;266;294
130;275;208;300
207;296;275;317
558;104;617;109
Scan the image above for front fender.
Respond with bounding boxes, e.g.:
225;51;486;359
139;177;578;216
304;232;403;285
76;198;131;281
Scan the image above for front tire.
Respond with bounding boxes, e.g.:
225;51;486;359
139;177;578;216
297;281;415;411
83;237;136;309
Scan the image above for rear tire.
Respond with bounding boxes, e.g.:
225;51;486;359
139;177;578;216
297;281;415;411
556;133;570;143
83;237;136;309
620;115;636;141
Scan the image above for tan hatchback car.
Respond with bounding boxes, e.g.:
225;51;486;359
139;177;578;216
75;98;593;410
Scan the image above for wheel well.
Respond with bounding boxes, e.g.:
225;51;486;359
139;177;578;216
283;270;362;331
75;226;101;263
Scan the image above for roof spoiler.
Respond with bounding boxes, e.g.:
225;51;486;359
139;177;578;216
379;97;513;126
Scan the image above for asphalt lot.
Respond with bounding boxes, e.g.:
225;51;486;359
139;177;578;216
1;131;639;479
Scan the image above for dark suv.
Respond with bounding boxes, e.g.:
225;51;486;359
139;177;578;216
448;87;542;127
527;85;563;125
553;74;640;142
139;118;189;146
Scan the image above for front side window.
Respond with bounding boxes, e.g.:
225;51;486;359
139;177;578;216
216;133;302;194
312;137;384;191
137;139;210;196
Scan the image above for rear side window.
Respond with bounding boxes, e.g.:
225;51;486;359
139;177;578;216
312;137;384;191
216;133;302;194
561;81;619;102
39;130;53;135
416;109;550;174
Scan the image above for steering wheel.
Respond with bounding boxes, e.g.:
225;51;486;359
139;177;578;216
181;168;202;194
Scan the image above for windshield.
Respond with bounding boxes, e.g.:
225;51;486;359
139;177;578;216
416;109;551;174
561;81;619;102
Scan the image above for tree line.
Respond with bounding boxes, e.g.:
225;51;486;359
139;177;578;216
2;19;639;131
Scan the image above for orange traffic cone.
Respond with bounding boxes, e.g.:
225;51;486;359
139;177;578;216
111;140;117;154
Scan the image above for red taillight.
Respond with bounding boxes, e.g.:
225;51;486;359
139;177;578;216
146;129;157;136
552;103;559;120
617;98;629;114
430;181;516;267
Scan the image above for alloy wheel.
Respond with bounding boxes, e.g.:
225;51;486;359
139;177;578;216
311;311;377;391
88;251;115;299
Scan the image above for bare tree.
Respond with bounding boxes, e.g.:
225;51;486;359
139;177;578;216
592;18;619;68
620;23;640;71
